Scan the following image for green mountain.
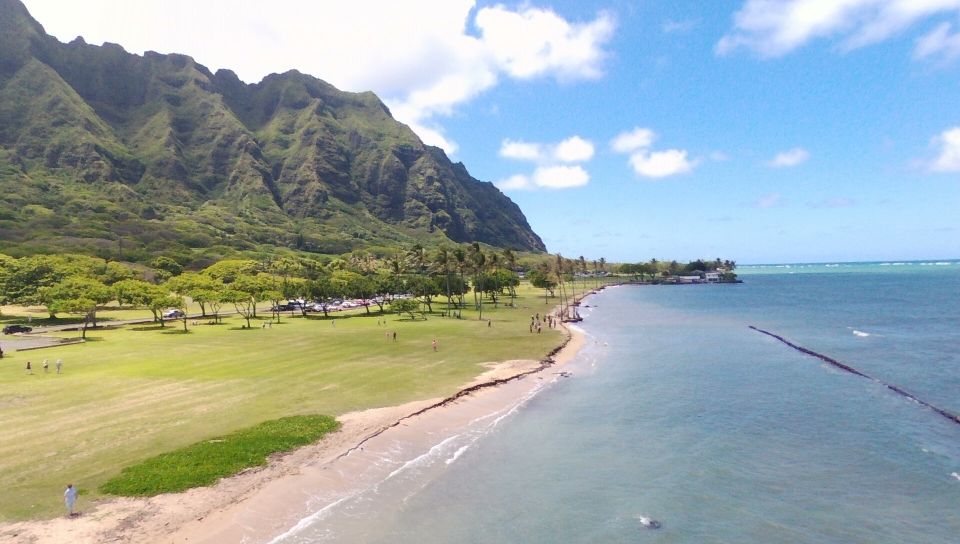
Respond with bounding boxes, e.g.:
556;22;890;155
0;0;545;265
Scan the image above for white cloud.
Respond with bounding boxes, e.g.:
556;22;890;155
498;135;594;191
767;147;810;168
553;136;595;162
21;0;615;154
532;165;590;189
930;127;960;172
476;7;615;81
500;139;544;161
717;0;960;58
494;174;533;191
610;127;656;153
499;135;594;163
628;149;697;178
611;127;697;178
915;22;960;62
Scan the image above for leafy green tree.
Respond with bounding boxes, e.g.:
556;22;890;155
390;298;422;320
372;272;404;313
346;274;375;315
192;286;226;323
528;267;557;302
202;259;257;285
406;275;440;313
165;273;219;316
42;277;112;333
113;279;158;308
221;288;256;329
305;276;336;317
151;256;184;282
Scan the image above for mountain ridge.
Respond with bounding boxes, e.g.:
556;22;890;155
0;0;545;264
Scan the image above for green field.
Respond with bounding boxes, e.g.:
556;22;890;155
0;285;570;521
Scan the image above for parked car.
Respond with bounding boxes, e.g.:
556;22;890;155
2;324;32;334
162;309;185;319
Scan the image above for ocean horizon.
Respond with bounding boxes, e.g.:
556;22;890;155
267;262;960;543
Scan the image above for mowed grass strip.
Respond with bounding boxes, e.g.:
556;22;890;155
99;415;340;495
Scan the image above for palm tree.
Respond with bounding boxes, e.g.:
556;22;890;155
434;246;453;317
468;243;486;318
453;247;467;317
502;248;517;306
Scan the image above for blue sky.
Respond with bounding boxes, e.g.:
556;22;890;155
23;0;960;263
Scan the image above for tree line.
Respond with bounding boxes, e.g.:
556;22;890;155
0;243;528;336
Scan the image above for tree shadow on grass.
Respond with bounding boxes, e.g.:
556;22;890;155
227;326;262;331
161;329;193;335
130;325;167;332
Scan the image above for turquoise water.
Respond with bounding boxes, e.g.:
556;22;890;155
277;264;960;543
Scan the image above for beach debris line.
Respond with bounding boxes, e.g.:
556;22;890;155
749;325;960;427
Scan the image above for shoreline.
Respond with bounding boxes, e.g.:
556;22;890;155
2;293;595;544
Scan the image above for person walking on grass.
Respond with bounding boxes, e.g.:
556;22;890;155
25;361;32;375
432;338;438;351
56;359;62;374
64;483;77;516
43;359;49;373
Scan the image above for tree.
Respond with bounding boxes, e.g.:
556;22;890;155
346;274;376;315
390;298;422;320
202;259;257;285
40;277;112;326
165;273;218;316
406;275;440;313
528;266;556;303
151;256;183;282
222;288;256;329
192;286;226;324
501;248;518;306
43;277;112;338
434;246;453;316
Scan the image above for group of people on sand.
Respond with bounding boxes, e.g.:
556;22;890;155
24;358;63;375
529;313;559;334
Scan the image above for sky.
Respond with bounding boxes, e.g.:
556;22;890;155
20;0;960;264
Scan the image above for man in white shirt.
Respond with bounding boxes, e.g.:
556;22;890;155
64;483;77;516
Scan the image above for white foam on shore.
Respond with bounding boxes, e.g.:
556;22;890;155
266;374;553;543
446;444;471;465
852;330;870;337
952;472;960;482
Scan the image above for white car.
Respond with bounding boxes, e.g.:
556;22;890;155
163;309;185;319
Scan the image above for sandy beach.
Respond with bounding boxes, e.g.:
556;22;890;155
1;314;587;544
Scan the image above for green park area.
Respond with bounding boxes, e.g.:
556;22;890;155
0;285;568;521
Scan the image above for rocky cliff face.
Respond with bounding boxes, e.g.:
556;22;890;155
0;0;545;262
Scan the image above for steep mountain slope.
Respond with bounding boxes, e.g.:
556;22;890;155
0;0;545;264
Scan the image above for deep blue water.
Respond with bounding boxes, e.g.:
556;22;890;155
277;264;960;543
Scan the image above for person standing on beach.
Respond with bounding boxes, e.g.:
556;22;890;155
56;359;62;374
64;483;77;516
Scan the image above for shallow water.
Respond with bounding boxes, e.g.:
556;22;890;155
273;265;960;543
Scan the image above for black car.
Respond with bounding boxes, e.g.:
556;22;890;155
2;324;33;334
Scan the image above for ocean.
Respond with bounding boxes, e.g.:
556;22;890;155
271;261;960;543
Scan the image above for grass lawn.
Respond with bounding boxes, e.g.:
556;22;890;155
0;284;573;521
